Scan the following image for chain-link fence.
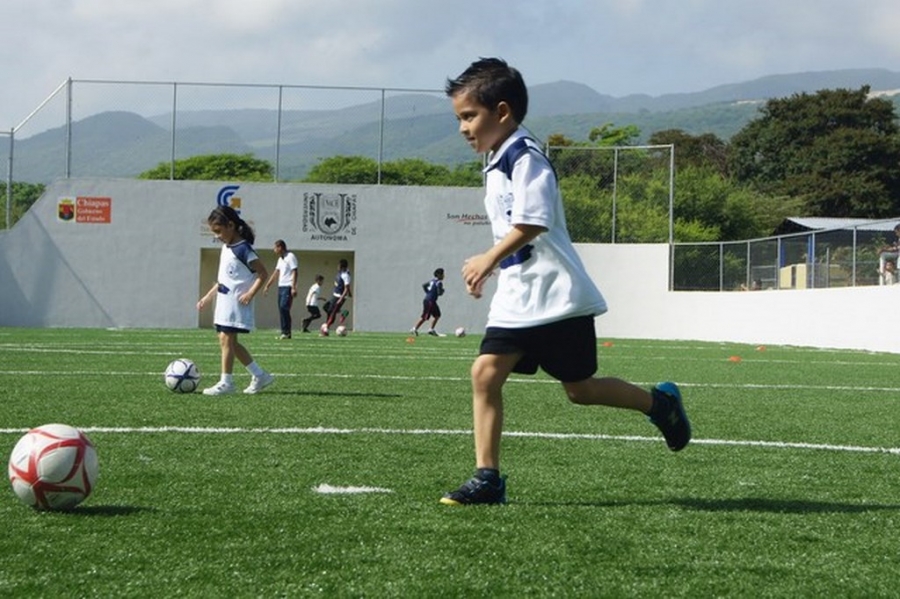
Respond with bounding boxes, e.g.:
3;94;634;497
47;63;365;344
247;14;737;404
3;79;895;291
673;221;897;290
547;144;674;244
1;78;455;187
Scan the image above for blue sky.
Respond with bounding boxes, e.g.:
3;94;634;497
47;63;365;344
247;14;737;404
3;0;900;127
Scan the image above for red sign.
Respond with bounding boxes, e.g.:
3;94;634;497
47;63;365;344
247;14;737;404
75;197;111;224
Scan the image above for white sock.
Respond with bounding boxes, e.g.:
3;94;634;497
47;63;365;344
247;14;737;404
246;361;264;377
221;373;234;385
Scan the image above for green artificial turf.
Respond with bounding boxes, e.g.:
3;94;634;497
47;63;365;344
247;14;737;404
1;328;898;597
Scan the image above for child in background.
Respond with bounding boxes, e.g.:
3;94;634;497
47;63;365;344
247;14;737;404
440;58;690;506
301;275;326;332
411;267;445;336
197;206;275;395
323;259;352;333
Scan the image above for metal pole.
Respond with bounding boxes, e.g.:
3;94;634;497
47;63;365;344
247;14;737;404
719;243;725;291
776;237;783;289
377;89;385;185
746;241;751;289
611;148;618;243
6;129;13;230
170;83;177;180
275;86;283;183
668;144;675;290
851;227;858;286
65;78;72;178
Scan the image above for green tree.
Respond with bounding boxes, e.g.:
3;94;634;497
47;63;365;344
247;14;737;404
3;182;46;228
305;156;482;187
138;153;273;181
648;129;729;176
304;156;379;184
728;86;900;217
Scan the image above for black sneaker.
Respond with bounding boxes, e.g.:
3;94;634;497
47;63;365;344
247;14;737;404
648;382;691;451
439;474;507;506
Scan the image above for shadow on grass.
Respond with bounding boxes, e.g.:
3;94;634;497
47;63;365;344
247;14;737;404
520;497;900;514
277;390;403;399
673;497;900;514
62;505;157;517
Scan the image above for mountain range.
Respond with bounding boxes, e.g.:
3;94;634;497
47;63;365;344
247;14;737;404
7;68;900;184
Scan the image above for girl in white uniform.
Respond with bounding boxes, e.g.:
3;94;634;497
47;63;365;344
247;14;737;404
197;206;275;395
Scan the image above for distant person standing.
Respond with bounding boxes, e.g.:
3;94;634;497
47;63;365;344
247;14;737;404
411;267;445;336
263;239;298;339
323;259;352;333
301;274;326;333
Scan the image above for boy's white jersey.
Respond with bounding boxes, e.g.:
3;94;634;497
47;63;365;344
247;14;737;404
305;282;321;307
214;240;259;331
483;128;607;328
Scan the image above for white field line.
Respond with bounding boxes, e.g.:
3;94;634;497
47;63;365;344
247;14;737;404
0;425;897;456
314;484;393;494
1;369;899;393
0;344;897;366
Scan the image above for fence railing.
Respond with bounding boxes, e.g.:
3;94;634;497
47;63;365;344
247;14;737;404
672;219;898;291
4;79;897;292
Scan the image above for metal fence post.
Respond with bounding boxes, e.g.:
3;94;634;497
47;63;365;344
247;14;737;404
6;129;13;229
170;83;178;181
65;78;72;179
275;86;283;183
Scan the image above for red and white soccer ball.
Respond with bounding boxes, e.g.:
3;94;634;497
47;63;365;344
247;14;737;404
335;325;348;337
320;323;330;336
8;424;99;511
455;327;466;338
164;358;200;393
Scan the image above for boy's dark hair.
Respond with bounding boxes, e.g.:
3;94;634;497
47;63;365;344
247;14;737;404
274;239;286;250
445;57;528;124
207;205;255;245
339;259;349;269
434;268;444;277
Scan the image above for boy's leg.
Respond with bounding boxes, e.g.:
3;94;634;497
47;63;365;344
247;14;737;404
440;352;521;506
562;377;652;412
562;377;690;451
471;353;520;468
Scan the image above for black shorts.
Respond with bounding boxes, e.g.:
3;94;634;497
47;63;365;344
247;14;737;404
479;315;597;383
215;324;250;334
421;300;441;319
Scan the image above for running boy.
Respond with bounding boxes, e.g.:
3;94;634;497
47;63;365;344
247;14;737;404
301;274;326;332
323;259;351;333
411;267;445;336
440;58;690;505
197;206;275;395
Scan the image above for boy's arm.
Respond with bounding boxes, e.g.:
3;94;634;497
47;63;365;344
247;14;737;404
462;224;545;297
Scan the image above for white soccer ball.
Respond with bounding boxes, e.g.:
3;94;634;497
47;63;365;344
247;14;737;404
320;323;330;336
455;327;466;337
8;424;99;511
164;358;200;393
335;325;347;336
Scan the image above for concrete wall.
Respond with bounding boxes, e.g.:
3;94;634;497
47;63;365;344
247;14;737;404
0;178;896;354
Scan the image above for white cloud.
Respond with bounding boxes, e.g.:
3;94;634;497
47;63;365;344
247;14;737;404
3;0;900;127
